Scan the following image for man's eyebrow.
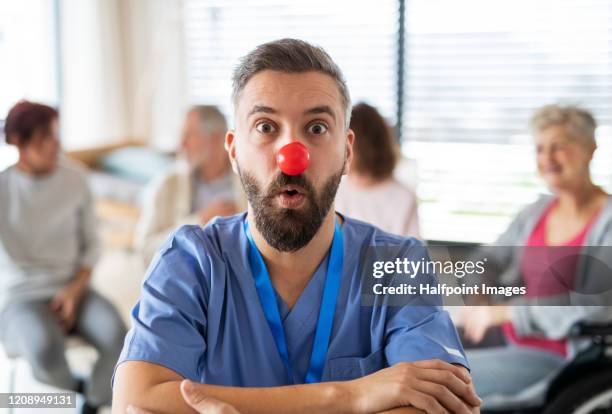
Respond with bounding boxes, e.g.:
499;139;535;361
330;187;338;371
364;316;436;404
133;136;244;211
304;105;336;120
248;105;277;117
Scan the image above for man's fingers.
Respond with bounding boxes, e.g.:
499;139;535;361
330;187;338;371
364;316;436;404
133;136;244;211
416;368;481;407
413;381;473;414
405;388;448;414
180;380;240;414
411;360;471;384
180;380;206;406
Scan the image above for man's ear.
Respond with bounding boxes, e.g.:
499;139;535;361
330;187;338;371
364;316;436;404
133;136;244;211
588;142;596;162
343;128;355;175
225;129;239;174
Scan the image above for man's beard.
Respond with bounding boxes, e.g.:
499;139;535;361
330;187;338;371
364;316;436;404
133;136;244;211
238;163;344;252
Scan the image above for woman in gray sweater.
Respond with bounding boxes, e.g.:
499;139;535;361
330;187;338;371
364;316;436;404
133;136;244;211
0;101;126;414
460;104;612;404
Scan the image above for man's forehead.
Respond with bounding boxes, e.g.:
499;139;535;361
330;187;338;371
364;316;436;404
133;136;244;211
236;70;342;117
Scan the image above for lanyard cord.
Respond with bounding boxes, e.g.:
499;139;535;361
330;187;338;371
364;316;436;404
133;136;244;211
244;219;344;383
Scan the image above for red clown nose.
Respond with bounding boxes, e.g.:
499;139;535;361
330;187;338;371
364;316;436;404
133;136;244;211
276;142;310;176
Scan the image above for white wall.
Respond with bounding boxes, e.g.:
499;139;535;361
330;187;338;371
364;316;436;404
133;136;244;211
59;0;127;149
59;0;187;150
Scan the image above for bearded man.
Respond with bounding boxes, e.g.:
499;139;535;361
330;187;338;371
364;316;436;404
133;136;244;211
112;38;480;414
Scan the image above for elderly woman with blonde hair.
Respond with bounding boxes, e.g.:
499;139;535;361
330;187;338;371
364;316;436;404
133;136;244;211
460;104;612;402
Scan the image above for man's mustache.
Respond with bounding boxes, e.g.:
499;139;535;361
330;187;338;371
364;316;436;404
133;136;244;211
263;173;316;200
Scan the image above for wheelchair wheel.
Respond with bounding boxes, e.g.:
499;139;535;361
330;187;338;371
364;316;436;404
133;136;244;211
543;370;612;414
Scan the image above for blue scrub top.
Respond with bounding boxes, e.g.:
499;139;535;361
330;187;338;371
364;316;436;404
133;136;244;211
116;212;468;386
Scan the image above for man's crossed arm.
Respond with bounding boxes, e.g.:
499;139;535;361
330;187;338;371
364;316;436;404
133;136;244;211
126;380;426;414
112;360;481;414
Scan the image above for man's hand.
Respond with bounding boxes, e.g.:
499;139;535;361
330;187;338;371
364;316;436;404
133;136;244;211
348;359;481;414
180;380;241;414
198;201;237;225
462;306;510;344
49;268;91;331
127;380;241;414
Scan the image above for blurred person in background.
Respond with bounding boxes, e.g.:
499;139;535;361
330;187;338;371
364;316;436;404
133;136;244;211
135;105;246;264
459;104;612;401
335;102;420;238
0;100;127;414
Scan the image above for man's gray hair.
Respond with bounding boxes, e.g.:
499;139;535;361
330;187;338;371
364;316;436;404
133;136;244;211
530;104;597;148
232;38;352;129
191;105;228;135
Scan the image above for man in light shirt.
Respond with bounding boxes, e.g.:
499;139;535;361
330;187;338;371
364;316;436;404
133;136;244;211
135;105;246;264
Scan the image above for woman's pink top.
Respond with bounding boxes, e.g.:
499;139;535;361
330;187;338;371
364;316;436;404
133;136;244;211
502;199;599;357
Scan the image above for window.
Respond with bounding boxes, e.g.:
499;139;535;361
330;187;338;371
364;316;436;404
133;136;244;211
0;0;60;120
403;0;612;242
0;0;60;169
182;0;398;125
182;0;612;242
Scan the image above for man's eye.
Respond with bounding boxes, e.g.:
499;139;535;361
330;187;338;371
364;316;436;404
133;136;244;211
307;123;328;135
255;122;276;134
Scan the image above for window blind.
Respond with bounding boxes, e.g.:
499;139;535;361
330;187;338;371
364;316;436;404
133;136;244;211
182;0;399;126
183;0;612;242
403;0;612;242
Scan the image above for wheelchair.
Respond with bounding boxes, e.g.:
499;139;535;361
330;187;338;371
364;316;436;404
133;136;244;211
483;321;612;414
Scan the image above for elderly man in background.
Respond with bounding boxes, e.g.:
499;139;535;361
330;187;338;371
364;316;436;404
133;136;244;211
135;105;246;264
